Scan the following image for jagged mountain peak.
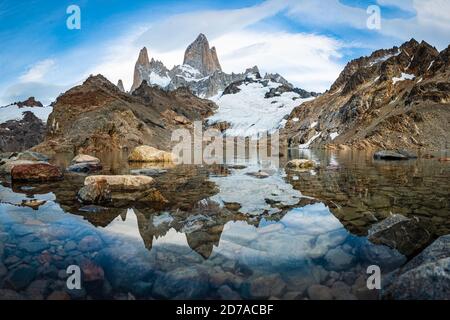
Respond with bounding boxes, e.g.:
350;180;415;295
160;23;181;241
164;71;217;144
183;33;222;76
117;79;125;92
137;47;150;66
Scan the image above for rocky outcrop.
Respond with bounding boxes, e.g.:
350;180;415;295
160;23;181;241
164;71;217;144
183;33;222;77
368;214;431;257
128;34;301;98
128;145;174;163
0;112;45;152
131;47;171;92
383;235;450;300
284;39;450;150
31;74;216;156
10;97;43;108
117;80;125;92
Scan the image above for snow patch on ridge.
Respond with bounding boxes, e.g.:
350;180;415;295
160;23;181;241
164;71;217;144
392;73;415;84
209;81;313;137
0;105;53;123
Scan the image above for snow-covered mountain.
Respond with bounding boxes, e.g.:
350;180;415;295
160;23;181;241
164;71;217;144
130;34;264;98
208;70;317;137
0;97;52;123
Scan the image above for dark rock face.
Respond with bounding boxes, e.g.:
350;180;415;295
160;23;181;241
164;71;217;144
0;112;46;152
383;235;450;300
32;74;216;156
284;39;450;150
368;214;431;257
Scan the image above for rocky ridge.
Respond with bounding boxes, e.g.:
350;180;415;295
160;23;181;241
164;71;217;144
130;33;314;99
31;74;216;156
283;39;450;150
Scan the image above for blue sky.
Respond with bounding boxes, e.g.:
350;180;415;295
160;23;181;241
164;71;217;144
0;0;449;104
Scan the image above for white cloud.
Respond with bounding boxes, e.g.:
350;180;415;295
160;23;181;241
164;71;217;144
19;59;55;82
215;31;343;92
286;0;450;50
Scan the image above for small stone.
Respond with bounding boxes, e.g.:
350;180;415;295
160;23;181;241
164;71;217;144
20;240;49;253
63;241;77;252
325;247;355;271
25;280;49;300
245;274;286;299
77;235;102;252
330;281;356;300
47;291;71;300
218;285;242;300
307;284;333;300
245;171;270;179
5;265;37;290
80;260;104;282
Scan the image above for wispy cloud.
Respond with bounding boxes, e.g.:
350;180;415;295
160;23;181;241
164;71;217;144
19;59;55;82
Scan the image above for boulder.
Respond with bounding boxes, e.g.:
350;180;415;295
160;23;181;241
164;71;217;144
0;160;37;175
67;162;102;173
84;175;154;191
286;159;316;169
383;235;450;300
71;154;101;165
128;145;174;163
373;150;417;160
368;214;431;257
11;163;63;181
78;175;167;205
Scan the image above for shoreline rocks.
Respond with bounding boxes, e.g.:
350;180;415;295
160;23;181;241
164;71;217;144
368;214;431;257
383;235;450;300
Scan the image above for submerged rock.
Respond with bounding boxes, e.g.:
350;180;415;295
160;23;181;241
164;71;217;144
383;235;450;300
67;162;102;173
130;168;167;176
84;175;155;191
21;199;46;210
128;145;174;163
11;163;63;182
368;214;431;257
373;150;417;160
286;159;317;169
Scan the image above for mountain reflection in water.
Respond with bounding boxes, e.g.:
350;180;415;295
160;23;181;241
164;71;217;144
0;150;449;300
